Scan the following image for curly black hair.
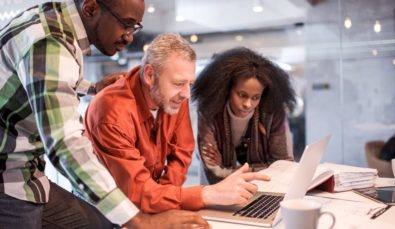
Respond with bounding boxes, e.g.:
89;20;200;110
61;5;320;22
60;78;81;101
192;47;296;122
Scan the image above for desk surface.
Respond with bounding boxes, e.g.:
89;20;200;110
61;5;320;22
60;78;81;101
207;203;395;229
206;178;395;229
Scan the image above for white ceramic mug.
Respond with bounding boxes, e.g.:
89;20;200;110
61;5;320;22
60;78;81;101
280;199;335;229
391;159;395;178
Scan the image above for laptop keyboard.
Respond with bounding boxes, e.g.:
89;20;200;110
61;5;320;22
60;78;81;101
233;194;284;219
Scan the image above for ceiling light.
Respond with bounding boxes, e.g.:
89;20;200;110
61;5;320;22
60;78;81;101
252;5;263;13
392;59;395;66
110;52;119;61
147;3;155;13
176;15;185;22
235;35;243;42
143;44;149;52
372;49;378;56
252;0;263;13
273;61;293;72
344;17;352;29
190;34;198;43
117;57;127;66
374;20;381;33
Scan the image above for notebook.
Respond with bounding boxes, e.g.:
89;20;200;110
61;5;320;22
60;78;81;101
199;134;331;227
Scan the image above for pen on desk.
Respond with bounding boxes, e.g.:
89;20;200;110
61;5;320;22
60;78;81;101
370;205;391;219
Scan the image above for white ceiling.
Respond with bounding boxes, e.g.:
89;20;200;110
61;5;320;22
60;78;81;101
138;0;310;74
0;0;311;34
0;0;309;74
142;0;312;34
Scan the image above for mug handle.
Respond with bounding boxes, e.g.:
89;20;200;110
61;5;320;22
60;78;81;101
319;211;336;229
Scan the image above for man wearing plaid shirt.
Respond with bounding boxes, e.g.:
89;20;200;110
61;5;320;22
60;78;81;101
0;0;209;228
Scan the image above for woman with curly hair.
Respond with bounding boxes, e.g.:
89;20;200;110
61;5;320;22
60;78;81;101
192;47;296;184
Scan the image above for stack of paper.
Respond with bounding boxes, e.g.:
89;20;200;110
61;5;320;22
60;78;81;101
320;163;378;192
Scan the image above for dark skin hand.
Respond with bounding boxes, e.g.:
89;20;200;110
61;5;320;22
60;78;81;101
201;143;222;167
123;210;211;229
201;143;268;172
95;72;126;93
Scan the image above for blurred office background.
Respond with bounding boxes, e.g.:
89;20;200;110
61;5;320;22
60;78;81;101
1;0;394;189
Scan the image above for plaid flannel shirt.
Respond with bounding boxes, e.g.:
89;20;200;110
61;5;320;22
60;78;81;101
0;1;138;225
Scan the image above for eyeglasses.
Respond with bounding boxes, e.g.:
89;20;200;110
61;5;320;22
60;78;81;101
96;0;143;35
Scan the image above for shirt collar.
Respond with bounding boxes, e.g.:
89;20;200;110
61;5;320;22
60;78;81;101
128;66;155;123
62;0;91;55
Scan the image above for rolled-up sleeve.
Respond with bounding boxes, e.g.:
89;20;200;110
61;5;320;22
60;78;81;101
197;113;235;184
88;120;204;213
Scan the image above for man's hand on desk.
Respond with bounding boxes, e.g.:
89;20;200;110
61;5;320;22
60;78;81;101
202;163;271;206
123;210;210;229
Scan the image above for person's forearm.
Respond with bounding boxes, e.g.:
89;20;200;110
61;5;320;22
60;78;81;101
201;166;234;206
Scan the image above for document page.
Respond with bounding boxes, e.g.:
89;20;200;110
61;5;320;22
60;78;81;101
252;160;333;193
271;195;392;229
305;196;392;229
253;160;298;193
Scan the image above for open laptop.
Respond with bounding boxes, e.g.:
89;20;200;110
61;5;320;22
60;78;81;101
199;134;331;227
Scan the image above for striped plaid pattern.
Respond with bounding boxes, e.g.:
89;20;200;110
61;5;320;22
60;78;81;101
0;1;138;225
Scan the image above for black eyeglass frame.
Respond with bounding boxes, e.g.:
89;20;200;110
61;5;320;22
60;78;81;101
96;0;143;35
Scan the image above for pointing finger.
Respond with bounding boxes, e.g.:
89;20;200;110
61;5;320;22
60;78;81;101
241;172;271;182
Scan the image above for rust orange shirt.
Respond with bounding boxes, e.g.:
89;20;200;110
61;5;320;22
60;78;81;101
84;66;204;213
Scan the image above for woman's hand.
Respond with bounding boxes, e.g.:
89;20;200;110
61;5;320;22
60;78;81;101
201;143;222;167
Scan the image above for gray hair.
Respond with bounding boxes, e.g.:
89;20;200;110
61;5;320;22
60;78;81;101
140;33;196;76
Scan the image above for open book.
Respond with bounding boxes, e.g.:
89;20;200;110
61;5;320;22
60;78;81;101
252;160;378;193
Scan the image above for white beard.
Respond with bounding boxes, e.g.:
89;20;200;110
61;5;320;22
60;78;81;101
151;84;179;115
163;105;179;115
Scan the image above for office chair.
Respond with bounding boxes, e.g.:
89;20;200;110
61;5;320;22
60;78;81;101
365;140;394;178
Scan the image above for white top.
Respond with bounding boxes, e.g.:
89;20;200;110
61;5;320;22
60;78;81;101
150;109;159;120
226;102;254;147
